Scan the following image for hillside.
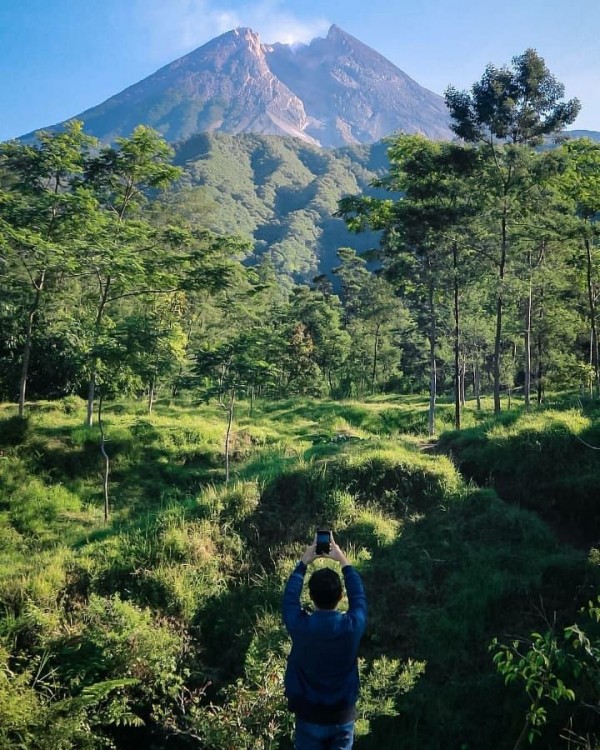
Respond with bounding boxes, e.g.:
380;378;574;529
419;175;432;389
1;395;599;748
170;132;391;283
564;129;600;141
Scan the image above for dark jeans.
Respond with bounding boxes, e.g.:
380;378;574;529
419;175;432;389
295;719;355;750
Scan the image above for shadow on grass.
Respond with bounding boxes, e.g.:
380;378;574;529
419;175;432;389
173;472;593;750
352;490;593;750
253;398;457;438
438;405;600;548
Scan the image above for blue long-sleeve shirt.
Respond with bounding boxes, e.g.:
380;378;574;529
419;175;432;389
282;561;367;724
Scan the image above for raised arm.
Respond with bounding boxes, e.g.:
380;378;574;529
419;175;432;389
328;536;367;631
282;538;317;633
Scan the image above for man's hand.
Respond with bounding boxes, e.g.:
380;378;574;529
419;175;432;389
326;534;351;567
301;536;318;566
301;533;351;567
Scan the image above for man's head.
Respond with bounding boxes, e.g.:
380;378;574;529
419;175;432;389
308;567;343;610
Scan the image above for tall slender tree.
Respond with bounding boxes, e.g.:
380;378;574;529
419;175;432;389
445;49;580;414
339;135;480;431
559;138;600;396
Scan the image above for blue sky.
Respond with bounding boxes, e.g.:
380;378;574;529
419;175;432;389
1;0;599;141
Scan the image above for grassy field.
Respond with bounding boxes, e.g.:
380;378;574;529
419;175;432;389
0;394;598;749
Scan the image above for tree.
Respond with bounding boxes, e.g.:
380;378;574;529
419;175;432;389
195;332;277;483
333;246;372;326
445;49;580;148
445;49;580;414
333;248;410;396
115;295;188;413
81;126;182;425
285;286;351;397
559;138;600;396
0;121;97;415
339;135;480;432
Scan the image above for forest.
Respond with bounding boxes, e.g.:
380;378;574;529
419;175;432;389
1;49;600;749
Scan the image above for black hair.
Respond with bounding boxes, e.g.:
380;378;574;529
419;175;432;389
308;568;343;610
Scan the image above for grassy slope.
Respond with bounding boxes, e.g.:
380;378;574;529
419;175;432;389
0;395;597;749
438;396;600;547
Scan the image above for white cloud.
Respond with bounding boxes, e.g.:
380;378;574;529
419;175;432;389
236;0;330;44
125;0;330;62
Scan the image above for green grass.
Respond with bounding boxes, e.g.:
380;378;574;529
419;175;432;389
439;402;600;544
0;394;598;749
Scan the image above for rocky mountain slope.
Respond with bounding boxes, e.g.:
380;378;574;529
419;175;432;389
27;25;453;146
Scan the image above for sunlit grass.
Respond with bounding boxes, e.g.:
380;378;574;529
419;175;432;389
0;392;598;748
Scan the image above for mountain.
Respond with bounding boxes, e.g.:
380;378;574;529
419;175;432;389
563;130;600;142
169;132;390;283
266;25;452;144
26;25;453;147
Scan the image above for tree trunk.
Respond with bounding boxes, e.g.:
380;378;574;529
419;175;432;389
148;379;155;414
524;253;532;410
591;331;595;398
18;275;45;417
460;354;466;407
508;341;517;410
427;277;437;437
453;242;461;430
493;213;508;415
537;333;544;404
86;374;96;427
98;394;110;522
371;323;381;395
474;358;481;411
224;389;235;485
18;307;36;417
512;713;534;750
86;276;111;427
537;284;545;404
585;238;600;397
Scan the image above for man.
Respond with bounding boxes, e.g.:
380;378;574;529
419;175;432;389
282;532;367;750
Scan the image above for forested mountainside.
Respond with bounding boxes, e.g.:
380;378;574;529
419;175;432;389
170;132;389;283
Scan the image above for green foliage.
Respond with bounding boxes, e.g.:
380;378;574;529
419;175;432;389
356;656;426;736
75;593;185;699
0;388;599;749
445;48;580;146
2;48;600;750
490;594;600;748
491;632;576;746
0;642;142;749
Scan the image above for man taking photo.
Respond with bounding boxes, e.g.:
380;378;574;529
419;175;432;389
282;531;367;750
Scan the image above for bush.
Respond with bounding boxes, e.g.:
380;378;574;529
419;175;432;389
329;445;462;514
67;594;185;703
0;415;29;448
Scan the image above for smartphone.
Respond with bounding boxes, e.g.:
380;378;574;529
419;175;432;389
316;528;331;555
